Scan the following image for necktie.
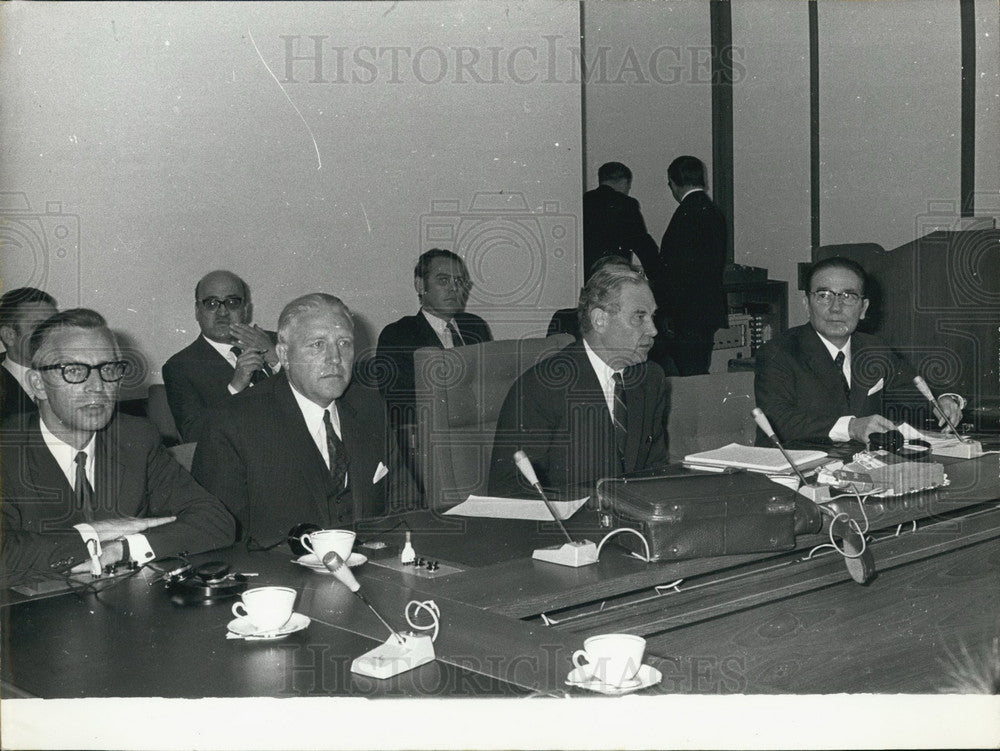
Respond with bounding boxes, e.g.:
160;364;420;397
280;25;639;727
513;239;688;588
231;346;270;384
612;372;627;472
834;351;851;402
74;450;95;522
323;408;350;495
446;321;464;348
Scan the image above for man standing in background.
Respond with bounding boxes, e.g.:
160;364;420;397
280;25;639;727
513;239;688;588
582;162;660;282
0;287;57;423
654;156;728;376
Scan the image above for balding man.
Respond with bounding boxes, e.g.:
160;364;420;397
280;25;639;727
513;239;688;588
489;264;669;498
192;294;415;547
162;270;278;443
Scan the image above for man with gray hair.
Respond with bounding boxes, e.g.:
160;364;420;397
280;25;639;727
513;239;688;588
488;264;669;498
192;293;414;547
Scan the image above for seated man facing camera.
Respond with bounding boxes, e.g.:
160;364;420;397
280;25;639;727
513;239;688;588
754;256;964;447
193;293;417;548
1;309;235;588
488;264;669;498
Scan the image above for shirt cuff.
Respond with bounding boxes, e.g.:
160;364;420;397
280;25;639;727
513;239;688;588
74;523;102;557
829;415;855;443
124;534;156;564
939;393;967;410
227;382;241;395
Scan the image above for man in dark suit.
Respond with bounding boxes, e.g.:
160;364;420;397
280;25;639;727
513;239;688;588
162;270;278;443
193;294;416;547
0;287;57;424
582;162;660;282
1;309;234;588
755;256;964;446
375;249;492;460
654;155;728;376
489;264;669;498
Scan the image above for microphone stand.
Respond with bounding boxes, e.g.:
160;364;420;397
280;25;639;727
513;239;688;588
751;408;831;503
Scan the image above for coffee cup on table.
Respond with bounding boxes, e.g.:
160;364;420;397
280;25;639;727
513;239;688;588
572;633;646;687
231;586;296;632
299;529;356;562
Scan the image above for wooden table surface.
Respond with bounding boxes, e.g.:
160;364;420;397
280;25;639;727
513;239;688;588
3;455;998;698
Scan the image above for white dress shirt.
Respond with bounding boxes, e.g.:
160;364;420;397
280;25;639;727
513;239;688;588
288;381;343;473
583;339;623;419
38;416;154;563
421;310;459;349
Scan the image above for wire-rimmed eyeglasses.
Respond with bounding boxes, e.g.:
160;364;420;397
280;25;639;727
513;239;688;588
810;289;863;306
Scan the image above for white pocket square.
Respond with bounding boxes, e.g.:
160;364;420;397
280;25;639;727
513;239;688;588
372;462;389;484
867;378;884;396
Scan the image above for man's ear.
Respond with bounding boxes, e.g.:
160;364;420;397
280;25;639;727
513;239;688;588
244;302;254;325
275;342;289;368
0;323;17;350
859;298;870;320
26;368;47;402
590;307;608;333
413;275;425;298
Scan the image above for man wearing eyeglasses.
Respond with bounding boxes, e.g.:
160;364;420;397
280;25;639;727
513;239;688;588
754;256;964;446
375;249;492;486
1;309;234;587
162;270;279;443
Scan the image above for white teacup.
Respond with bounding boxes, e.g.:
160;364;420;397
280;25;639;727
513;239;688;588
231;586;297;632
572;633;646;687
299;529;356;563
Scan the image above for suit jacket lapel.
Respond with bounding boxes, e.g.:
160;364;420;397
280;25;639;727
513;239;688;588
94;421;126;516
414;312;444;349
274;376;337;523
567;343;616;475
803;327;850;411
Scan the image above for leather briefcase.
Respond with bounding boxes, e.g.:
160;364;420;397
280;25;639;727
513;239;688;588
595;469;821;561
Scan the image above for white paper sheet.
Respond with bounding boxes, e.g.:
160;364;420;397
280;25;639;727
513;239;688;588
444;495;590;520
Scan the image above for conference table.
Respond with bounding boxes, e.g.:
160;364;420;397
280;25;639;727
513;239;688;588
3;452;999;699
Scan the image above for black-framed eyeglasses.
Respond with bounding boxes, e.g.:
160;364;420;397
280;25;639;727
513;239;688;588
200;296;245;312
810;289;863;306
37;361;129;384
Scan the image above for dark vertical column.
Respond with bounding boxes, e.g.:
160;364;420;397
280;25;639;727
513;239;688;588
579;2;588;199
710;0;734;263
809;1;820;251
960;0;976;216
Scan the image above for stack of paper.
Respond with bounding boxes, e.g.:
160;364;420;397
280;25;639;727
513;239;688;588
684;443;829;475
444;495;589;521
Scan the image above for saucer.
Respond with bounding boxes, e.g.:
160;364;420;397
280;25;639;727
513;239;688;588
565;664;662;696
227;612;310;640
292;552;368;572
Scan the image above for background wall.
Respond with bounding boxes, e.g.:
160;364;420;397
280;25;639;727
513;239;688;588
0;1;582;393
584;0;1000;328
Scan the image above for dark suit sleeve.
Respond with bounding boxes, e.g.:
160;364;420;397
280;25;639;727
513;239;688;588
1;505;93;587
191;415;251;539
754;340;838;444
162;356;210;444
645;369;670;469
133;421;236;556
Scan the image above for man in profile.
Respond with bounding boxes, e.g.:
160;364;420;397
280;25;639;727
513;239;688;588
193;293;415;547
655;155;728;376
582;161;660;281
489;264;668;498
755;256;964;446
162;270;278;443
1;309;234;587
375;249;492;464
0;287;57;423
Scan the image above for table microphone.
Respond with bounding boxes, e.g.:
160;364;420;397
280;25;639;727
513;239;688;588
322;552;404;643
913;376;969;443
514;450;574;544
752;408;813;489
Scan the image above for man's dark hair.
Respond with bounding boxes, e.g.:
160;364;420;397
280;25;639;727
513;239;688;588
806;256;868;296
667;156;706;188
29;308;111;365
577;263;648;335
598;162;632;183
413;248;467;281
0;287;56;328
